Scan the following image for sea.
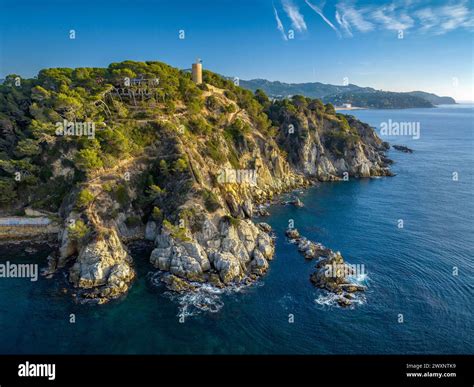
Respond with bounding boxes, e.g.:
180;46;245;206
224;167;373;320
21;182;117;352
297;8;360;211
0;104;472;354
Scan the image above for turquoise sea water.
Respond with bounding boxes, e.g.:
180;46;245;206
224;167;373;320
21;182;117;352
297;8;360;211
0;104;472;354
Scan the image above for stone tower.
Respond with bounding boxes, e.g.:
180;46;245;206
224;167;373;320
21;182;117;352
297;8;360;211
192;58;202;84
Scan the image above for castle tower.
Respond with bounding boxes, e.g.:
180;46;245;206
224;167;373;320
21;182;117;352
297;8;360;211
192;58;202;84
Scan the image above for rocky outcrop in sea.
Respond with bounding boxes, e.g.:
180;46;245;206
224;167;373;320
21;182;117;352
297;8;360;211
286;227;366;307
149;218;275;292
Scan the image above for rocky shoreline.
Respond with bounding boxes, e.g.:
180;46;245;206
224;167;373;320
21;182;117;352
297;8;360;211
0;62;393;305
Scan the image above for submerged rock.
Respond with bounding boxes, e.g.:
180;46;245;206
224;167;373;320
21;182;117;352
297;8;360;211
393;145;413;153
285;228;300;239
161;273;197;293
255;207;270;217
290;197;304;207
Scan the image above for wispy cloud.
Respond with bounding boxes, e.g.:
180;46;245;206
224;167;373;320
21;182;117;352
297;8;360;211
282;0;307;32
335;10;353;37
369;5;414;31
273;4;288;40
335;1;374;34
335;0;474;37
305;0;341;37
415;1;474;35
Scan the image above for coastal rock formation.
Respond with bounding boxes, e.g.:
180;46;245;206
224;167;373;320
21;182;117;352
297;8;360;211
69;229;135;303
310;250;366;307
273;109;392;181
286;227;365;307
151;217;274;289
0;60;391;303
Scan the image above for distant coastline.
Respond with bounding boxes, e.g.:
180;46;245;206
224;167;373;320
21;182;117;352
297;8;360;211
239;78;456;110
335;106;366;111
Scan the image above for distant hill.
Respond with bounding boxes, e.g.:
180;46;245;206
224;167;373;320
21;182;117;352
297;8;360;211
404;91;456;105
238;79;371;99
239;79;455;109
324;91;432;109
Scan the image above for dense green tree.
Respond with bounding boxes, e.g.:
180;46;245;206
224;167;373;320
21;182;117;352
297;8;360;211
75;148;103;171
324;103;336;115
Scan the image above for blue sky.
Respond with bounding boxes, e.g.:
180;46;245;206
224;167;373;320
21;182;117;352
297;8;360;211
1;0;473;100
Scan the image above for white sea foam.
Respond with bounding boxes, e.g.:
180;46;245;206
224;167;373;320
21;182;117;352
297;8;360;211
314;292;367;309
149;271;258;318
347;271;369;286
314;272;369;309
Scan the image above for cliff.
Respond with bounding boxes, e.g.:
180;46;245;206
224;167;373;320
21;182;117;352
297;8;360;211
0;61;392;303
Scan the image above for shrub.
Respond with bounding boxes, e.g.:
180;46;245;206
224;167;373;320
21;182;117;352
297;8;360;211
125;215;141;227
165;100;176;114
102;182;114;192
308;99;324;112
323;130;358;158
159;159;169;176
222;215;240;228
0;178;16;205
224;103;236;113
324;103;336;115
162;219;190;242
188;116;212;136
173;158;188;173
205;95;221;111
151;206;162;221
15;139;40;157
114;184;129;206
202;189;220;212
187;100;203;115
205;138;226;164
223;90;236;100
75;148;103;171
224;119;250;146
76;188;94;208
68;220;90;241
254;89;270;107
147;184;165;199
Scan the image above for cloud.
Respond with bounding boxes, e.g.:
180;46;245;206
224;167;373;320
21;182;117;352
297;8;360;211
369;5;414;31
282;0;307;32
335;10;353;37
415;1;474;35
273;4;288;40
305;0;341;37
335;1;374;34
334;0;474;37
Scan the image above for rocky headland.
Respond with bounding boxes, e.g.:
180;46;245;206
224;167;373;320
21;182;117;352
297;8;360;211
0;61;392;304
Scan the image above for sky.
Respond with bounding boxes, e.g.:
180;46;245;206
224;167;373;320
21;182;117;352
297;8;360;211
0;0;473;101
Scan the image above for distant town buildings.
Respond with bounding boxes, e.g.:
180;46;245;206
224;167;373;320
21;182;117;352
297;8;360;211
192;58;202;84
342;103;352;108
